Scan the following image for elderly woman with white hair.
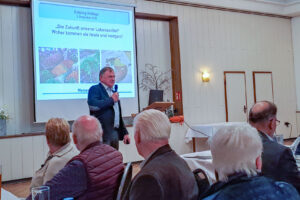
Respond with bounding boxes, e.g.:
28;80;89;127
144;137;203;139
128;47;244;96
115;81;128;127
201;123;299;200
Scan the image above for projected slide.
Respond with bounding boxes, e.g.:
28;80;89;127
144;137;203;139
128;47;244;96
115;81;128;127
33;1;136;100
39;47;79;83
101;50;132;83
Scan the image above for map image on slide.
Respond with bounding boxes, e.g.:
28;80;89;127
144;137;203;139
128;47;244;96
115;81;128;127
39;48;79;83
101;50;132;83
79;49;100;83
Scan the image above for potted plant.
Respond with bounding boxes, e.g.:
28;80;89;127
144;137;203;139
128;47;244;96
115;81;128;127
0;105;9;136
139;64;171;105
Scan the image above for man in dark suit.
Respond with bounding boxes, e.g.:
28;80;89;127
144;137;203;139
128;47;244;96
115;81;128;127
249;101;300;193
88;67;130;150
124;109;198;200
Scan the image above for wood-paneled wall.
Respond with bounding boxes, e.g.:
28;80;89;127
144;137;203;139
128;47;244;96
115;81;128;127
0;5;35;134
0;0;298;181
0;1;298;137
136;19;173;110
0;135;48;181
136;0;298;138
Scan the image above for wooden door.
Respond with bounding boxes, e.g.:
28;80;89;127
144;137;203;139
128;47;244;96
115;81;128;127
224;71;248;122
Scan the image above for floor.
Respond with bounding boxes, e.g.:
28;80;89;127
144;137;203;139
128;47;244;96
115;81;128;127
3;162;141;198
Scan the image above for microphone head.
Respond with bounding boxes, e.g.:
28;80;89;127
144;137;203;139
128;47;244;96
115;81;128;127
114;84;118;92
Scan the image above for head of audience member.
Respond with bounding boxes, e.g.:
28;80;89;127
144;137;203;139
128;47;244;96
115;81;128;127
249;101;278;137
210;123;262;182
133;109;171;159
72;115;102;152
99;67;115;88
46;118;71;154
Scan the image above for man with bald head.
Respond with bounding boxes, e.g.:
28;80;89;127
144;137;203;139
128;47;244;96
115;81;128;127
249;101;300;193
27;115;124;200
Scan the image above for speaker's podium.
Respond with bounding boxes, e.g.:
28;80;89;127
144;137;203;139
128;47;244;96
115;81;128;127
144;101;174;112
131;102;174;118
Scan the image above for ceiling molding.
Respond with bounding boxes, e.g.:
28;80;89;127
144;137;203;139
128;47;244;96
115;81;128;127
148;0;300;17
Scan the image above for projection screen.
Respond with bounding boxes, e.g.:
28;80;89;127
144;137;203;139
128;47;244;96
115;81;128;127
32;0;138;122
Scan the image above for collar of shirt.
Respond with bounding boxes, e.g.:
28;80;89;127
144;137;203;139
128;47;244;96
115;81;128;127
101;82;113;96
101;82;112;91
262;131;275;141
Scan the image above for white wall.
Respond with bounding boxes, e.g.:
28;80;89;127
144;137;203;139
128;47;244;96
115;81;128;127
0;2;298;138
0;5;35;135
292;16;300;136
136;0;298;138
0;0;298;181
136;19;173;110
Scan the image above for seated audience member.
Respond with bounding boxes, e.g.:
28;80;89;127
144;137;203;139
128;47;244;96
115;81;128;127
249;101;300;193
201;124;299;200
295;137;300;155
30;118;79;189
296;142;300;155
27;115;124;200
124;109;198;200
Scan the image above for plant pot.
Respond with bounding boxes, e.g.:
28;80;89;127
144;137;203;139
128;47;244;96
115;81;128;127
148;90;163;105
0;119;6;136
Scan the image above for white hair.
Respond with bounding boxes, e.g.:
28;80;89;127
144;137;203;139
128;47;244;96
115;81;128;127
133;109;171;142
72;115;102;148
209;123;262;182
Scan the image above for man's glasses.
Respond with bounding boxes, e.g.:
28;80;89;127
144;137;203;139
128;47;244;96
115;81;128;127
270;118;280;126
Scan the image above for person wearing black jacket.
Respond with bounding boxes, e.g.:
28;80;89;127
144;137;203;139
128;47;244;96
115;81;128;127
249;100;300;193
88;67;130;150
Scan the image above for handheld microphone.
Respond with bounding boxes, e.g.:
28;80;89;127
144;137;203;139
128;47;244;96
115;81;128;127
113;84;118;93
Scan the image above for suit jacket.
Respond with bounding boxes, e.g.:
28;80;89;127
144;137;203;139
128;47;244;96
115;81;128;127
124;144;198;200
87;83;128;140
258;131;300;193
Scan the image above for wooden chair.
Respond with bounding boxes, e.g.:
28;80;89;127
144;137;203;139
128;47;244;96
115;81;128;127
116;162;133;200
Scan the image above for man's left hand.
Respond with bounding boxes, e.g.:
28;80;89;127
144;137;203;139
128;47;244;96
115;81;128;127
123;135;130;144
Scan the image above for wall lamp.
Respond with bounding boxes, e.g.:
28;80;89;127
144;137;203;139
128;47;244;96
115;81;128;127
202;72;210;82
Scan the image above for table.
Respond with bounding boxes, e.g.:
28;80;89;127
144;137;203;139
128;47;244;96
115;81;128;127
185;122;247;152
1;188;20;200
181;150;215;184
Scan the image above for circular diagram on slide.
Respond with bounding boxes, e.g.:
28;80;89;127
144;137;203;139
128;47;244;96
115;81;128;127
101;50;132;83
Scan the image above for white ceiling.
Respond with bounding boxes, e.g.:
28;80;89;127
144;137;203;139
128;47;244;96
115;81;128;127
171;0;300;17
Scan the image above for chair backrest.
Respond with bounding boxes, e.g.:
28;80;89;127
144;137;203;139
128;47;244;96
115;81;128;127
116;162;132;200
193;168;211;196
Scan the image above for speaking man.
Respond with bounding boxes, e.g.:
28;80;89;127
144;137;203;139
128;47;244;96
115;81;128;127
88;67;130;149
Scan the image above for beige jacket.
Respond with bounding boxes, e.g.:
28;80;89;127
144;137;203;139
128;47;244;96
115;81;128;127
30;142;79;188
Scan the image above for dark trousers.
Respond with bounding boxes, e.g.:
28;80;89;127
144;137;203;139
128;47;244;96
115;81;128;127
103;129;119;150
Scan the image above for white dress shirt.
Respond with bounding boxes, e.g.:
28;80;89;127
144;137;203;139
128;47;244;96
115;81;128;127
102;83;120;128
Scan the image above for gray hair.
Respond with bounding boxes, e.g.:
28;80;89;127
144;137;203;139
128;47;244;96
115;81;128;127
99;67;114;77
72;115;102;147
209;123;262;182
133;109;171;142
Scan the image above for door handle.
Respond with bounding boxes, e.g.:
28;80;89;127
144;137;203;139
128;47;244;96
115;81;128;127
243;105;247;113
